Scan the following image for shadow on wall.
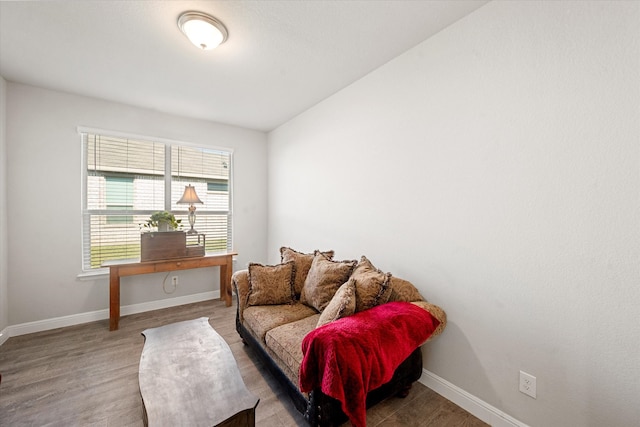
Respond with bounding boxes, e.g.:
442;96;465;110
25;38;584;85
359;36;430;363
421;320;499;407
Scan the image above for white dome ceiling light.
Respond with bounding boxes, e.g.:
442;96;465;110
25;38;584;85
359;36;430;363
177;11;228;50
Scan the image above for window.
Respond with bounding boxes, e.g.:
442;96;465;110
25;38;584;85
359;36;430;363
207;180;229;192
81;131;232;271
105;176;133;224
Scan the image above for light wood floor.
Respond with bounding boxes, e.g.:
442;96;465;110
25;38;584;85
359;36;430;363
0;299;488;426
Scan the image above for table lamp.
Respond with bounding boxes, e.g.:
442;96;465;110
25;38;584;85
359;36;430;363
177;185;203;234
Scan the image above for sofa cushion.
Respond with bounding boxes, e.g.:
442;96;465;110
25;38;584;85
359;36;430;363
280;247;335;298
350;256;393;312
243;303;318;342
387;277;425;302
300;252;357;312
247;261;295;306
317;278;357;327
265;314;320;388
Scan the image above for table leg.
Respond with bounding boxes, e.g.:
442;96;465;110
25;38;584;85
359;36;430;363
110;267;120;331
225;255;234;305
220;257;233;307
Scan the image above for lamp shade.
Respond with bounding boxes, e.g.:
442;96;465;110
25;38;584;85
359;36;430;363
178;11;228;50
177;185;203;205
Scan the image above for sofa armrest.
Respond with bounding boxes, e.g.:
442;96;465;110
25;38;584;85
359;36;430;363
232;269;250;322
410;300;447;342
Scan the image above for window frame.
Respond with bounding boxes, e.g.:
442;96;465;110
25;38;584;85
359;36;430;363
79;127;234;273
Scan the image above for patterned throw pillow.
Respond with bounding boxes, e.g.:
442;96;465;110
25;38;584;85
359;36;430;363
300;251;356;312
280;247;335;298
316;279;357;327
247;261;296;306
387;276;425;302
350;255;392;312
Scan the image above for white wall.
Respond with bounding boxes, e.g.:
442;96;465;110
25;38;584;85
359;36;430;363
5;83;267;325
0;76;8;334
268;2;639;426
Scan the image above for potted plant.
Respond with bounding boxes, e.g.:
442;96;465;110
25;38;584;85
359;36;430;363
141;211;182;232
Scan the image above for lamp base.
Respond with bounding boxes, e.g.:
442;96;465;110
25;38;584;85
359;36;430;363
187;207;197;234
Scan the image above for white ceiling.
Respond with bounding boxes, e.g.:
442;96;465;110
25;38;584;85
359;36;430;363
0;1;487;132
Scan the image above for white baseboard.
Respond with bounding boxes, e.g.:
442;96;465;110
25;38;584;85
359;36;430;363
1;290;219;341
419;369;528;427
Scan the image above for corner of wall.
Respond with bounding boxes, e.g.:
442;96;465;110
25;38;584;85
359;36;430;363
0;76;8;333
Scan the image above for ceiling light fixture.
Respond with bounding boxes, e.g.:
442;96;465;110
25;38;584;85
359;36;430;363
178;11;228;50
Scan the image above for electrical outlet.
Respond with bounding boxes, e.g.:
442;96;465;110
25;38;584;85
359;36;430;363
172;276;179;286
519;371;536;398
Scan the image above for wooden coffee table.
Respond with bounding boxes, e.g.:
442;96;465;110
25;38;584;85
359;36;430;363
139;317;259;426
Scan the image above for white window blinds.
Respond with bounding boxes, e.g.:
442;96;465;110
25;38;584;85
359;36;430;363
81;131;232;270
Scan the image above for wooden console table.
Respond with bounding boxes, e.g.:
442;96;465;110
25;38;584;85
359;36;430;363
105;252;237;331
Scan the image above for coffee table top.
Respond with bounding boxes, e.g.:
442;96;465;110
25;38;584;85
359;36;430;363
139;317;259;426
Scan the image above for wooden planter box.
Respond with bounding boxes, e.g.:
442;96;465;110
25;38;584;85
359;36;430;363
185;234;206;258
141;231;186;262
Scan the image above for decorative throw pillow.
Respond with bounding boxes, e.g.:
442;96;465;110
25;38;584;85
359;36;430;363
316;279;357;327
350;255;392;312
300;251;356;312
280;247;335;298
247;261;296;306
387;276;425;302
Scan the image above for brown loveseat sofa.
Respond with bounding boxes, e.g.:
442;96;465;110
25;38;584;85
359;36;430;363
232;247;446;426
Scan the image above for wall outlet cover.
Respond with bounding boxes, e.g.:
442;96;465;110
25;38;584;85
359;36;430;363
519;370;537;399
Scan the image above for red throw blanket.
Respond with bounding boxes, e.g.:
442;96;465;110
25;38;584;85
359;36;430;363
299;301;440;427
